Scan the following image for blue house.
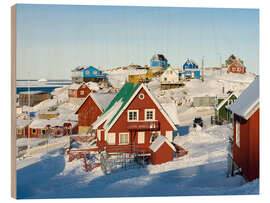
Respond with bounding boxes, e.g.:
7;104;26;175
181;59;201;79
71;66;106;84
150;54;169;69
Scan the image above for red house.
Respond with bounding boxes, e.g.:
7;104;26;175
227;59;246;74
28;119;77;138
150;135;176;165
92;82;177;164
227;77;259;181
75;92;116;134
68;83;92;98
16;119;31;137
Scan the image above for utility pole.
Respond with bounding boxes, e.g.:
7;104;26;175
202;56;205;82
220;55;222;76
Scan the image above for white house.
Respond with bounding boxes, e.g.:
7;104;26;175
160;66;180;84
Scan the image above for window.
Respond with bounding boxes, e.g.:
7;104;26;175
119;133;129;144
85;70;90;75
164;77;167;81
128;110;138;121
97;130;101;141
139;93;144;100
42;130;46;135
236;121;240;147
32;129;36;134
93;71;97;75
107;133;116;145
150;131;160;143
145;109;155;121
68;90;73;95
138;132;145;144
17;129;22;134
80;90;84;95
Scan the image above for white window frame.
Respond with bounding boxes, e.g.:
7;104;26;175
119;132;129;145
145;109;155;121
107;133;116;145
127;110;139;122
17;129;22;134
80;90;84;95
139;93;144;100
137;132;145;144
32;128;36;134
150;131;161;143
97;130;101;141
236;121;240;148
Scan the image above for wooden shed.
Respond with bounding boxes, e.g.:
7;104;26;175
227;77;259;181
150;135;175;165
214;93;237;124
19;91;51;107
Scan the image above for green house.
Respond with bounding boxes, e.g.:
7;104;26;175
215;93;237;124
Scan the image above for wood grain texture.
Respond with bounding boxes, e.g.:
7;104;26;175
11;4;17;199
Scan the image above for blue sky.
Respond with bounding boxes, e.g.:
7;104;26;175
16;4;259;79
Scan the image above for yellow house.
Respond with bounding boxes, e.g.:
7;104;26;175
128;69;154;85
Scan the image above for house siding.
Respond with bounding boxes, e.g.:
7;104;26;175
103;88;174;151
233;109;259;181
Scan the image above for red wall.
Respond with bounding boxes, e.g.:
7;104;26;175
227;61;246;74
151;143;174;165
68;84;91;98
98;88;174;151
16;127;28;137
77;96;103;127
233;108;259;181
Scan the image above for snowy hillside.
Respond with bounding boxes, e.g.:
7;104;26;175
16;124;258;198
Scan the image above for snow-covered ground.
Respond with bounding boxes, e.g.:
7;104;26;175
16;124;259;199
15;68;258;198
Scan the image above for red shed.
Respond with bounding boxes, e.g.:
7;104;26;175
227;77;259;181
68;83;91;98
150;135;176;165
75;92;116;134
227;59;246;74
92;82;177;161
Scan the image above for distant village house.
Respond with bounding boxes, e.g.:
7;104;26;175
181;59;201;79
71;65;106;84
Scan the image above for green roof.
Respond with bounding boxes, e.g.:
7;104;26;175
102;82;141;127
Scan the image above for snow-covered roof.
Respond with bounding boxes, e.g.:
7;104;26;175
16;119;31;128
68;83;82;90
161;103;180;125
128;69;148;76
216;93;237;111
227;77;259;120
19;91;49;95
150;135;176;152
86;82;100;91
92;83;177;132
91;92;117;112
29;118;77;129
